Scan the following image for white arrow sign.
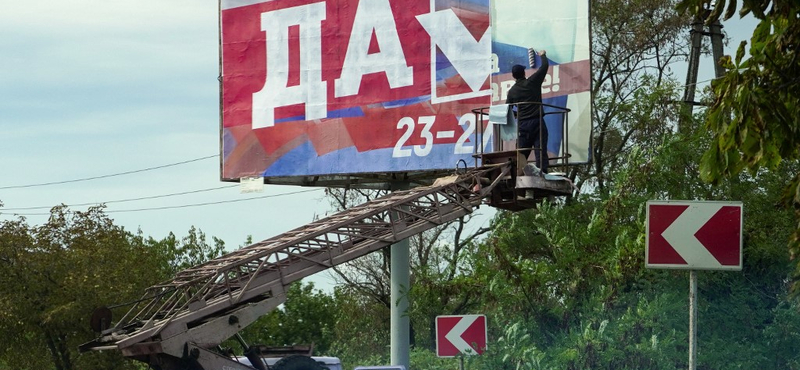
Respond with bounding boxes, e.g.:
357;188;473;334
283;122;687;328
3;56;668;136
444;315;479;355
436;314;487;357
646;200;743;270
661;203;723;268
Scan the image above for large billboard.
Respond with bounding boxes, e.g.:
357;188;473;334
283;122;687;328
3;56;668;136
220;0;590;182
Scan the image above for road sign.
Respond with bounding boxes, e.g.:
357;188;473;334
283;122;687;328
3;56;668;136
435;315;487;357
646;201;743;270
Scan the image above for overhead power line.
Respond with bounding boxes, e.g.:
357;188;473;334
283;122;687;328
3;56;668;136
104;189;323;213
684;77;714;88
0;185;239;211
1;189;323;216
0;155;217;190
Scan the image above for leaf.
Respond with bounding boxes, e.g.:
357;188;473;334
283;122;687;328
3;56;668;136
708;0;726;22
675;0;701;15
700;145;722;183
724;0;738;20
735;40;747;65
752;17;771;43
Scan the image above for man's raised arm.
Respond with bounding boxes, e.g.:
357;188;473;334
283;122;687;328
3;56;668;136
528;49;549;83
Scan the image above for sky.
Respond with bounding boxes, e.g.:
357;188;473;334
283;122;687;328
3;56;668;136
0;0;335;245
0;1;757;289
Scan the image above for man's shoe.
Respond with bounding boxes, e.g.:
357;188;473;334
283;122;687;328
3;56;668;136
522;163;542;177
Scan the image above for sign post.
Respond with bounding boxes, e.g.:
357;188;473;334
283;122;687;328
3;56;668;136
646;200;743;370
689;270;698;369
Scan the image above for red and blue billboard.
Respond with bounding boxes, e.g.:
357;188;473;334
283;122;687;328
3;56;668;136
220;0;590;181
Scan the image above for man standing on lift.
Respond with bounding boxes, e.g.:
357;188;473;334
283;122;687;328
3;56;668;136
506;49;549;174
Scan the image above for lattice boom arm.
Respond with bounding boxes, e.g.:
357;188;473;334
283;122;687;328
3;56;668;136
82;165;508;360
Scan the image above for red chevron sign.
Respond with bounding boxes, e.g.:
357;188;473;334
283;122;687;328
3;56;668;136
646;201;743;270
436;315;487;357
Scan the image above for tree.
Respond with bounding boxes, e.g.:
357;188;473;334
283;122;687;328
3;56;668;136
676;0;800;288
237;282;337;355
321;0;697;366
0;206;166;370
328;284;391;369
582;0;689;192
321;187;492;354
470;131;800;369
150;225;227;273
0;205;227;370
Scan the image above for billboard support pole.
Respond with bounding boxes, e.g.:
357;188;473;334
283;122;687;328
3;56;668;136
390;181;410;370
689;269;698;370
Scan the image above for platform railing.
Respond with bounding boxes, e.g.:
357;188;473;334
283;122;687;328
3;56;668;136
471;102;571;171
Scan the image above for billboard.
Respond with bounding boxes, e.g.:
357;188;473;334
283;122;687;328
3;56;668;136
220;0;591;182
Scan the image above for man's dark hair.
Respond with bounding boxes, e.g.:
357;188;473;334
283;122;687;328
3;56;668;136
511;64;526;79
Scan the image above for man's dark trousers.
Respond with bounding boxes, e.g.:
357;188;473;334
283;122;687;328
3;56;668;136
518;117;549;173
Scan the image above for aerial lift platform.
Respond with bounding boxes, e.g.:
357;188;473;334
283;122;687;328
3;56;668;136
80;104;575;370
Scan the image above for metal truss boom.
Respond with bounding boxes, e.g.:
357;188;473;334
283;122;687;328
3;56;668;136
82;164;510;366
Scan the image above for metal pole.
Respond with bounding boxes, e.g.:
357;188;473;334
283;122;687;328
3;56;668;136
689;270;698;370
390;182;410;370
537;104;543;166
680;16;704;133
708;20;725;79
459;356;465;370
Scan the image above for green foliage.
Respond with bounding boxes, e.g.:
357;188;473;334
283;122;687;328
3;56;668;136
0;205;227;370
762;300;800;368
327;284;390;370
408;348;454;370
587;0;688;191
408;237;487;351
236;282;337;355
152;225;226;273
467;125;800;369
677;0;800;290
0;206;166;370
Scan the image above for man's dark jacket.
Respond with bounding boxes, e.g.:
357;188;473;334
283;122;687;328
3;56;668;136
506;57;550;120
